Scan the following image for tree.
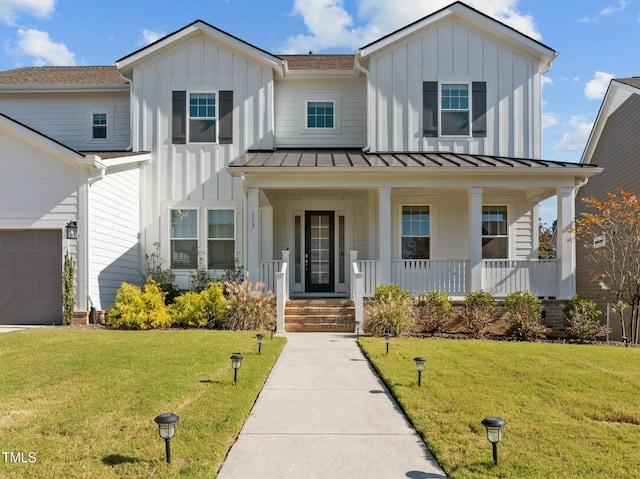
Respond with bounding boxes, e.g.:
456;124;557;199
539;219;556;259
574;189;640;343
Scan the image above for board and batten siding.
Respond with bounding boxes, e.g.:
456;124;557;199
0;92;130;151
89;164;141;310
576;93;640;333
367;18;538;158
274;77;367;148
131;35;276;260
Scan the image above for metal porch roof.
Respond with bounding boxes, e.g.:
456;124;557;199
230;149;600;171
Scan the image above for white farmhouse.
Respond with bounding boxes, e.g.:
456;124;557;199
0;2;601;326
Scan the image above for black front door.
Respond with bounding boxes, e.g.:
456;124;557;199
305;211;335;293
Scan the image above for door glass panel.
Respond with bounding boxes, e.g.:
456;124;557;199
310;214;331;285
295;216;301;283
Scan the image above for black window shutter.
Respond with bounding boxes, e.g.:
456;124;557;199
172;91;186;144
472;82;487;138
219;91;233;144
423;81;439;137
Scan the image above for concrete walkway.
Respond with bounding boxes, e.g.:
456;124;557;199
217;332;447;479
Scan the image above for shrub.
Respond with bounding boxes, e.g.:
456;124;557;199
143;242;181;302
170;284;226;329
562;295;609;342
365;284;415;337
62;250;75;325
223;280;275;331
460;290;496;338
106;281;172;330
504;291;548;341
415;291;453;335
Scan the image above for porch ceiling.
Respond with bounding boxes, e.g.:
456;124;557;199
230;149;600;176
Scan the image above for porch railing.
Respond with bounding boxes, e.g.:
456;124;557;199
356;260;380;298
482;259;559;297
274;251;289;332
258;260;282;294
391;259;468;297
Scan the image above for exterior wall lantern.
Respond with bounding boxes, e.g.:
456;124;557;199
154;412;179;464
414;357;426;386
481;416;507;465
384;333;392;354
231;353;244;385
65;221;78;240
256;334;265;354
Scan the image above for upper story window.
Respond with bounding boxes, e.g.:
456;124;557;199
307;101;334;129
423;81;486;138
92;113;108;140
482;205;508;259
172;90;234;145
401;205;430;259
189;93;217;143
441;84;469;136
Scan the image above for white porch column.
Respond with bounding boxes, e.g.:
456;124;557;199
557;187;576;299
468;187;483;292
247;187;260;282
378;187;392;284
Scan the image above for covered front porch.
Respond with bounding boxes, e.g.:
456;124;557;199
228;149;601;329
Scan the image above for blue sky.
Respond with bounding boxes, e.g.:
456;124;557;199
0;0;638;223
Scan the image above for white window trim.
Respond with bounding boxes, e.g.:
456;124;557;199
206;207;237;271
187;90;219;144
300;92;342;134
439;81;471;138
481;204;509;259
400;204;431;260
89;111;111;143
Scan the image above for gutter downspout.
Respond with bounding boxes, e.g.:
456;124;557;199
355;53;371;153
84;155;107;318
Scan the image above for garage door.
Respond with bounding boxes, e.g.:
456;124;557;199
0;230;62;325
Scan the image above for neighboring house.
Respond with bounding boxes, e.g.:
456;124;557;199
0;1;601;326
576;77;640;340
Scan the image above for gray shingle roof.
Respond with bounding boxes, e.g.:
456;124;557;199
616;77;640;89
0;66;126;86
230;149;600;170
280;55;355;71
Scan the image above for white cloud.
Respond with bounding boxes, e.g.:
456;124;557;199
0;0;55;25
552;116;593;153
541;76;553;89
12;28;75;66
578;0;629;23
142;28;165;45
282;0;541;53
584;71;614;100
542;111;558;130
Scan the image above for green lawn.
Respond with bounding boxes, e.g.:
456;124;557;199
0;328;285;478
359;337;640;479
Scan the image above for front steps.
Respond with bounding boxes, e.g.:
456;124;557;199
285;299;356;333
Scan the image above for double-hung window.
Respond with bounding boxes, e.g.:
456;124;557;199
207;210;235;270
306;101;334;129
92;113;107;139
170;209;198;269
423;81;486;138
189;93;217;143
401;205;430;259
482;206;508;259
440;84;469;136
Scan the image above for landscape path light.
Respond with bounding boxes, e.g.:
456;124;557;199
154;412;179;464
355;320;361;339
481;416;507;465
256;333;265;354
231;353;244;385
384;333;392;354
414;357;426;386
268;321;276;339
